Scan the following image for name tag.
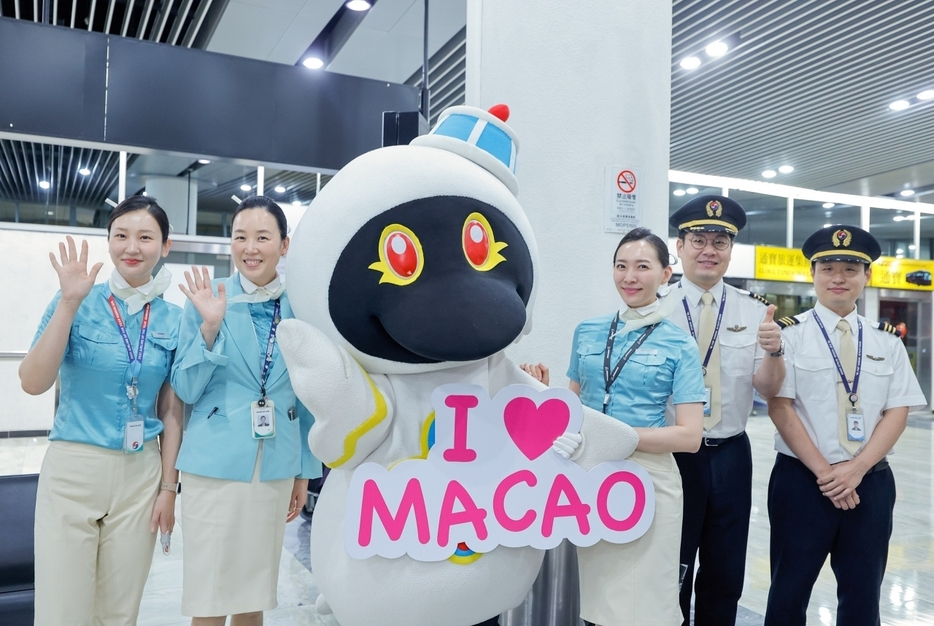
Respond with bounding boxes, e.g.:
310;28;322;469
703;387;712;416
847;409;865;442
252;400;276;439
635;348;658;356
124;420;145;453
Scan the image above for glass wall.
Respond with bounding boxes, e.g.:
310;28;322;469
870;207;915;259
727;190;786;247
0;139;121;227
792;200;861;248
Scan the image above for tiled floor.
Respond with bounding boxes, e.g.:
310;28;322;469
3;413;934;625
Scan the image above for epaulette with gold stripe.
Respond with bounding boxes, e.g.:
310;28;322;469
877;321;899;335
746;292;772;307
777;316;800;329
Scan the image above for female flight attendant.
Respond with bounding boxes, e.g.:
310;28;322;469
172;196;320;626
20;196;183;626
568;228;706;626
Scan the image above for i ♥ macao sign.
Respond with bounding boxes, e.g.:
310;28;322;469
344;385;656;561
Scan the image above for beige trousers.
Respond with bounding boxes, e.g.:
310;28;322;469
34;440;162;626
578;450;684;626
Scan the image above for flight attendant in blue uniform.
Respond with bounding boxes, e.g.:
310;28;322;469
20;196;183;626
172;196;320;626
568;228;706;626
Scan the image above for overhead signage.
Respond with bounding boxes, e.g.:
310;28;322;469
344;385;656;562
754;245;812;283
869;257;934;291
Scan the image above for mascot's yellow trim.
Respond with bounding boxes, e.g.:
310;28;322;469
449;552;483;565
327;366;389;468
368;223;424;286
462;212;508;272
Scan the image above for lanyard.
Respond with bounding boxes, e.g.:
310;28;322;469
602;313;659;413
107;296;150;413
258;299;282;406
681;284;727;375
812;311;863;405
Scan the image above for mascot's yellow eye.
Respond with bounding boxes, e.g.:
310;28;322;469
462;212;507;272
368;224;424;286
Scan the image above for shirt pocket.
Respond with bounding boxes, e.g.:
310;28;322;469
626;352;671;390
719;332;756;376
793;355;836;402
859;359;894;405
146;332;178;374
73;324;121;371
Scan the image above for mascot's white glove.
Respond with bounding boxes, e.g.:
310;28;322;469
552;432;583;459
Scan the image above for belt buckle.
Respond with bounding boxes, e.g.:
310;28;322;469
703;437;720;447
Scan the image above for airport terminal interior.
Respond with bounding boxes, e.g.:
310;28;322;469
2;0;934;625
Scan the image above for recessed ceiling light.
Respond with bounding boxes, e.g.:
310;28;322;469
274;185;286;194
673;189;686;196
900;189;915;197
822;202;835;209
38;180;50;189
778;165;794;174
292;200;302;206
46;210;54;215
893;215;904;221
686;187;698;194
680;56;701;70
918;90;934;101
705;41;729;57
346;0;371;10
889;100;911;111
78;167;91;176
823;223;832;228
897;248;905;254
762;170;776;179
303;57;324;70
198;159;211;164
240;184;252;191
910;244;917;250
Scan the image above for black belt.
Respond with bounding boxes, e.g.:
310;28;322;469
703;432;745;447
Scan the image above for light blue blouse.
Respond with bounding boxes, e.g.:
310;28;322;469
32;284;181;450
172;274;321;482
567;314;706;428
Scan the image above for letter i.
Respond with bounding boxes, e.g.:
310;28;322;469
443;395;479;462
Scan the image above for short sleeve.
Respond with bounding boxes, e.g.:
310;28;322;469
566;323;583;384
883;337;927;412
671;337;707;404
775;331;797;400
31;291;65;352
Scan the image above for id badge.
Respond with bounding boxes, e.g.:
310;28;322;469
252;400;276;439
703;387;712;417
847;409;865;442
124;420;145;453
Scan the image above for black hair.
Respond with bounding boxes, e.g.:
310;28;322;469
614;227;670;269
232;195;288;240
107;195;170;243
677;229;735;241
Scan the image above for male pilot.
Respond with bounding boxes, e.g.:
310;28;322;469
765;225;925;625
667;196;785;625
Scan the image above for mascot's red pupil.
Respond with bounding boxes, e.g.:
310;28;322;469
386;232;418;277
464;221;490;266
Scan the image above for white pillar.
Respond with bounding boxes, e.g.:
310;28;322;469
467;0;673;386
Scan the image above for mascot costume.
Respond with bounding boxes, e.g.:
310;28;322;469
279;104;641;626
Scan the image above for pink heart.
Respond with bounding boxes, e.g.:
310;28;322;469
503;397;571;461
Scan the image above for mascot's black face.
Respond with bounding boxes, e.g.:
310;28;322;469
328;196;534;364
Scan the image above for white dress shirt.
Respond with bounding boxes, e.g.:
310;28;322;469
664;277;769;438
775;302;926;464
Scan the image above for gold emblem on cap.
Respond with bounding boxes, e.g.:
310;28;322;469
832;229;852;248
706;200;723;217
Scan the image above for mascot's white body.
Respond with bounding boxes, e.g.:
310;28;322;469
279;107;640;626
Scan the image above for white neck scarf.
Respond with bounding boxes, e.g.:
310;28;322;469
618;290;677;332
228;273;286;304
109;267;172;314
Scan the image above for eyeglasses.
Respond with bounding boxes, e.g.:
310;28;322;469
687;235;732;251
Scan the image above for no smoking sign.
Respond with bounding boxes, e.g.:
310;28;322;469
616;170;636;194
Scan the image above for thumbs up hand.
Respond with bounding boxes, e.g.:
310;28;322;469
758;304;782;354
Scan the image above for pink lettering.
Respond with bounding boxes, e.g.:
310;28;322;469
596;471;646;532
358;478;431;547
443;395;479;462
541;474;591;537
437;480;489;546
493;470;538;532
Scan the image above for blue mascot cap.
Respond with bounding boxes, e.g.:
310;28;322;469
411;104;520;197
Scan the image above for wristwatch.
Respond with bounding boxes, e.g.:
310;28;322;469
161;481;180;494
769;339;785;358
